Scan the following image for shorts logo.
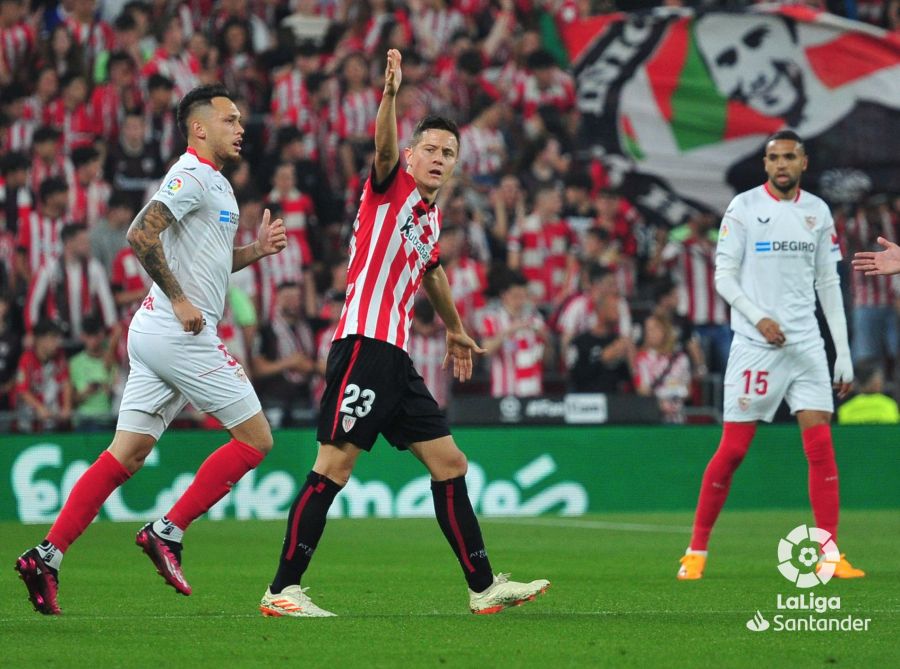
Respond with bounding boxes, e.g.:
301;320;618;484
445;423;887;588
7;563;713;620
342;415;356;432
164;177;183;194
738;396;751;411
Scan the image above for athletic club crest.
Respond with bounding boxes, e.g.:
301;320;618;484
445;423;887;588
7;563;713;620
738;396;751;412
342;415;356;432
804;216;816;230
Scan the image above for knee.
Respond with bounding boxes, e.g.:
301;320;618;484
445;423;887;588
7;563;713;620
248;429;274;456
431;447;468;480
316;460;354;486
108;440;154;475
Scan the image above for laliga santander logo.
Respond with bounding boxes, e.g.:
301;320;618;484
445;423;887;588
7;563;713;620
777;524;840;588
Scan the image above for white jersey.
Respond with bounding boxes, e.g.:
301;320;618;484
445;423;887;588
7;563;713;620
130;149;239;334
716;184;841;344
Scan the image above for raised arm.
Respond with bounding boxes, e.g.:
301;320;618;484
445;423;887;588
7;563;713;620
126;200;203;334
373;49;402;186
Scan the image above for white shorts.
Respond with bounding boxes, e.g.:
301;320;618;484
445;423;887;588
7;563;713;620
723;334;834;422
117;327;261;440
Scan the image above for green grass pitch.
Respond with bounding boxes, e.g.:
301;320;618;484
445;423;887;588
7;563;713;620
1;510;897;668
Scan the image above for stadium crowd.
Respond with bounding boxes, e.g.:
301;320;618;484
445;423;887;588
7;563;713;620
0;0;897;432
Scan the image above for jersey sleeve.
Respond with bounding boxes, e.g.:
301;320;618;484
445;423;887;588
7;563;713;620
150;170;205;221
816;206;842;269
715;196;747;266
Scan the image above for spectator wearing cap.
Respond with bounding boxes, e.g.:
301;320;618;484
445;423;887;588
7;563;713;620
25;223;118;350
1;83;35;152
68;146;111;228
28;125;68;196
90;191;134;274
144;74;181;164
16;177;70;282
43;72;94;153
0;151;32;236
251;281;317;427
14;318;72;433
89;50;141;142
69;314;117;429
104;109;163;211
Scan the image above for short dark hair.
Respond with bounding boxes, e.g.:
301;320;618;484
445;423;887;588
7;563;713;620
33;318;62;337
81;314;105;335
408;115;460;150
147;73;174;92
39;177;68;202
108;51;134;71
113;12;137;32
854;358;882;388
61;223;87;243
32;125;61;144
766;129;804;150
526;49;557;71
1;151;29;175
71;146;100;168
176;84;233;140
108;191;135;211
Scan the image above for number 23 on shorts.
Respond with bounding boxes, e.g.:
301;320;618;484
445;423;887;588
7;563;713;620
340;383;376;417
742;370;769;395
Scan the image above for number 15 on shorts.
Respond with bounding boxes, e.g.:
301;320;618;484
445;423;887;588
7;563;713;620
742;370;769;395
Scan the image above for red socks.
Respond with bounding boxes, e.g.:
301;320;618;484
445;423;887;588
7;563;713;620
802;423;839;542
689;422;757;551
166;438;264;530
46;451;131;551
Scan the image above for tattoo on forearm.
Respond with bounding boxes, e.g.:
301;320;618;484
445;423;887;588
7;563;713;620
127;200;185;301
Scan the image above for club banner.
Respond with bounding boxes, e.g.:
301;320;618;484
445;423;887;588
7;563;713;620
2;426;897;523
563;6;900;225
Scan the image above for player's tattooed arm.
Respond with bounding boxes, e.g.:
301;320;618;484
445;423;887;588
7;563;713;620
126;200;185;302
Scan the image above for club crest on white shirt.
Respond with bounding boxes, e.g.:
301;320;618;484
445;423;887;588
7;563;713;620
804;215;816;230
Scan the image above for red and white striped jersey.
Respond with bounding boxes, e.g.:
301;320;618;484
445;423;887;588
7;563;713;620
266;188;314;264
0;22;35;80
477;305;545;398
0;184;32;234
271;70;310;126
408;328;451;408
410;7;465;58
110;246;151;321
507;214;577;305
16;211;68;275
42;99;94;153
333;164;441;352
236;225;305;322
14;349;69;412
68;179;111;228
3;119;35;153
64;17;114;66
659;237;729;325
556;293;633;340
30;155;72;197
340;87;379;140
845;208;898;308
25;256;117;335
445;256;486;330
141;48;200;98
509;70;576;119
460;124;505;179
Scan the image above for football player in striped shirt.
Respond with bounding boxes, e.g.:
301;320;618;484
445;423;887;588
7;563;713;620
260;49;550;618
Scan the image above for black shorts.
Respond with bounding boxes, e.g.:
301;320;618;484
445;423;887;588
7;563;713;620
316;336;451;451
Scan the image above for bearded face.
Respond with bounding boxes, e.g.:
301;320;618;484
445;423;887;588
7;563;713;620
696;15;805;122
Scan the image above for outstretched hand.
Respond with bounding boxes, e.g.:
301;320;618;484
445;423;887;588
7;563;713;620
384;49;402;96
257;208;287;257
852;236;900;276
443;330;486;382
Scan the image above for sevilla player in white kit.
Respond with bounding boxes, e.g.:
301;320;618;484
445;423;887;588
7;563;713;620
15;85;290;614
678;131;864;581
259;50;549;618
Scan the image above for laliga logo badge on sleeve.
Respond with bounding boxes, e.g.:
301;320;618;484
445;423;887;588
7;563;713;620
164;177;184;194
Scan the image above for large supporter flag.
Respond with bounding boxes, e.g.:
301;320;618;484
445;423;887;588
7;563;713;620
562;6;900;224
